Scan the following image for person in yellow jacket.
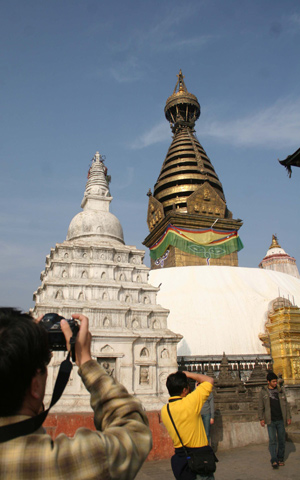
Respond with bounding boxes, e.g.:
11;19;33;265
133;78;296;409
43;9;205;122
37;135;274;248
161;370;214;480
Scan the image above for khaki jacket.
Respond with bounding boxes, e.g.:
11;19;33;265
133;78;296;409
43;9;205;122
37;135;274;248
258;384;291;426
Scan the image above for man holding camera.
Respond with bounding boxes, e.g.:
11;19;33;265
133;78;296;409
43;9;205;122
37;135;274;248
0;308;152;479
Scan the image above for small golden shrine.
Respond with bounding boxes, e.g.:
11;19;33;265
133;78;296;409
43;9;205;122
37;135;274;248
259;297;300;385
143;71;243;269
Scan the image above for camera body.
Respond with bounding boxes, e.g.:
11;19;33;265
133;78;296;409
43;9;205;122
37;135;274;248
40;313;79;351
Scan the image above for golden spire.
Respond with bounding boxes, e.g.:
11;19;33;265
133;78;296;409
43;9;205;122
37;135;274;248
150;71;226;216
173;69;187;94
269;234;281;250
164;70;200;133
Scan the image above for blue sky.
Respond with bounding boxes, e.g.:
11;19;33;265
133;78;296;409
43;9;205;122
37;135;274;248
1;0;300;311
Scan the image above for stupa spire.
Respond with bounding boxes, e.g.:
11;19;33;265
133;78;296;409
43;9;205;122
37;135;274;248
173;69;188;94
269;234;281;250
83;151;110;203
143;72;243;269
150;71;226;217
164;69;200;133
66;151;124;244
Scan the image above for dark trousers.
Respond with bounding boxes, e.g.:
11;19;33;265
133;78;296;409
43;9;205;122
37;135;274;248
267;419;286;464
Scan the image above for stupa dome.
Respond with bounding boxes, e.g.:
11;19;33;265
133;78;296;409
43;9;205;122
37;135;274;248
149;266;300;356
66;151;124;245
67;209;124;244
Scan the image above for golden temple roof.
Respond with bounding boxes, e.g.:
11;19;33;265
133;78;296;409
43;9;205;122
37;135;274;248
153;71;226;216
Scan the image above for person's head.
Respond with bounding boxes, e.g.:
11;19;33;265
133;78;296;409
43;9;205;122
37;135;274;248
166;371;190;397
0;308;51;416
267;371;278;389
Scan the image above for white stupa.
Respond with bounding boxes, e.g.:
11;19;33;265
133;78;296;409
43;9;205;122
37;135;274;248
149;265;300;357
142;73;300;367
32;152;181;411
259;234;300;279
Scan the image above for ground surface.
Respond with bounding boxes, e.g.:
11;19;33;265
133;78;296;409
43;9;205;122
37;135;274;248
136;441;300;480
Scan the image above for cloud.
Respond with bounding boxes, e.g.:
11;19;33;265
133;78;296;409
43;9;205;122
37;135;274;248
107;4;213;83
108;5;197;55
286;13;300;27
129;96;300;150
160;35;214;52
201;97;300;148
109;56;145;84
129;121;170;149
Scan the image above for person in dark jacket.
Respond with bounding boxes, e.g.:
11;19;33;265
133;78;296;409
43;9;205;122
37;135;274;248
258;371;291;469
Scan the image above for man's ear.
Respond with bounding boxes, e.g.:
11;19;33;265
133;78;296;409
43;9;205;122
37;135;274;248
181;387;190;397
30;375;41;400
30;371;45;400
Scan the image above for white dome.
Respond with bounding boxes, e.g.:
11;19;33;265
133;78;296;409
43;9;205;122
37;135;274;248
149;266;300;356
266;246;286;256
67;210;124;244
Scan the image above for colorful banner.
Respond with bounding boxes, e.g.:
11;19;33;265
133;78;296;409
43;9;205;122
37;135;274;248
150;224;244;260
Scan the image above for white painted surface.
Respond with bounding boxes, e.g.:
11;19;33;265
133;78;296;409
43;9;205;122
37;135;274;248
149;266;300;356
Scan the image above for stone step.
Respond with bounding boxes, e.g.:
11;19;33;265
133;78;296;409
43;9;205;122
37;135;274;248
286;419;300;443
287;430;300;443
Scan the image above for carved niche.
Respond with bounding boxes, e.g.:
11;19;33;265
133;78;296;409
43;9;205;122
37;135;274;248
187;182;226;217
140;366;150;385
146;193;165;231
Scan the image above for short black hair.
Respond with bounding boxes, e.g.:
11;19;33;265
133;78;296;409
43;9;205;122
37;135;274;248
166;371;189;396
0;308;51;416
267;371;278;382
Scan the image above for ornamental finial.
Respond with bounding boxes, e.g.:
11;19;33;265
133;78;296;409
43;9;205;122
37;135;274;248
269;234;281;249
173;69;188;94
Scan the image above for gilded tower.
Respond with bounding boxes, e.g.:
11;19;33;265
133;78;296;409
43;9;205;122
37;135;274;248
143;71;243;269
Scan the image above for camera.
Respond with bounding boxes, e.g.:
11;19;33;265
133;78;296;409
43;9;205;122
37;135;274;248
40;313;79;351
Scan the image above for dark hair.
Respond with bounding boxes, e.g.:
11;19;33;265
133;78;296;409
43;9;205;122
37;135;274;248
0;308;51;416
267;371;278;382
166;371;189;396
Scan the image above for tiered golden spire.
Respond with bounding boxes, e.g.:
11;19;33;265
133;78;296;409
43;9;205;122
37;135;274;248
144;71;243;269
152;71;225;216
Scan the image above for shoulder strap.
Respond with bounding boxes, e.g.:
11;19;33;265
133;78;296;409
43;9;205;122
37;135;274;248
0;352;73;443
167;403;189;457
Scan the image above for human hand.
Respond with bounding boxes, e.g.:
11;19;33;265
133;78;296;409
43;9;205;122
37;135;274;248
260;420;265;427
34;314;44;323
210;418;214;425
61;314;92;367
